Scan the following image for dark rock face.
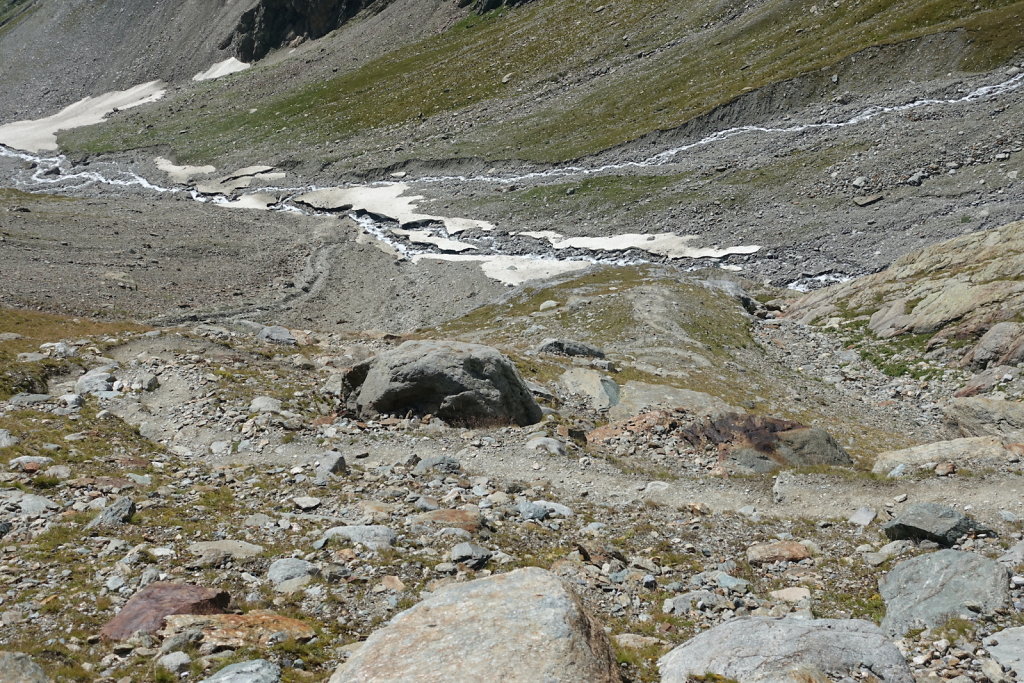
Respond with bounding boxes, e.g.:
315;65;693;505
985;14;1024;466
229;0;385;62
100;582;229;642
882;502;991;546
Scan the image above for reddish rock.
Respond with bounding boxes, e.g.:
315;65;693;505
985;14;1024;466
410;508;484;533
159;612;314;649
746;541;811;565
99;582;229;641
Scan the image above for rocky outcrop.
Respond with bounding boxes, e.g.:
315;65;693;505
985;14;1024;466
882;502;990;546
658;617;913;682
329;567;620;682
349;340;542;427
880;550;1010;637
872;437;1022;474
228;0;386;62
944;397;1024;440
789;220;1024;350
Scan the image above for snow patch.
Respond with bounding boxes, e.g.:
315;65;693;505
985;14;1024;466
193;58;251;82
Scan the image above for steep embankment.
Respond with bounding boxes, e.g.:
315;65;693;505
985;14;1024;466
54;0;1024;170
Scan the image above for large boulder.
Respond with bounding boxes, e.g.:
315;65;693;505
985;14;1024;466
350;341;542;427
961;321;1024;369
328;567;620;682
879;550;1010;637
199;659;281;683
943;397;1024;440
984;627;1024;679
658;617;912;682
882;502;990;546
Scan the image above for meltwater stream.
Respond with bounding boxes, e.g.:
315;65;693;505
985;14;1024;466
2;69;1023;287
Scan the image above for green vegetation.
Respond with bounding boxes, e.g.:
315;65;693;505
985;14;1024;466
60;0;1024;165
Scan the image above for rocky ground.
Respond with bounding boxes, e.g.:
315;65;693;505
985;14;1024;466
1;220;1024;681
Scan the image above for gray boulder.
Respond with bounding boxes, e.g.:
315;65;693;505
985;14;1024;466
200;659;281;683
267;558;318;586
536;338;605;358
86;496;136;530
351;341;542;426
257;325;296;345
0;651;52;683
879;550;1010;636
75;366;116;395
962;322;1024;369
328;567;619;682
658;617;912;682
984;627;1024;679
882;502;989;546
0;429;19;448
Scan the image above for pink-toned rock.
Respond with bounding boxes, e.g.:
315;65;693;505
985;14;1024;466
159;612;314;649
746;541;811;565
99;582;229;641
410;508;484;533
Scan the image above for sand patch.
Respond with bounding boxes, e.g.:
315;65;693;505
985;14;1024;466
0;81;166;153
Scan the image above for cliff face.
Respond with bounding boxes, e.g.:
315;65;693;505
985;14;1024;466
229;0;388;62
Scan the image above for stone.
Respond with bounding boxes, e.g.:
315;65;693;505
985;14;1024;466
0;429;19;448
450;542;492;568
328;567;619;682
534;500;574;517
199;659;281;683
267;558;318;586
18;494;57;516
188;540;265;566
525;436;567;456
158;651;192;674
249;396;282;413
518;500;550;521
75;366;116;395
160;612;315;649
293;496;321;510
9;455;53;471
962;321;1024;369
257;325;296;345
86;496;135;529
873;437;1018;474
350;340;542;426
944;397;1024;440
317;525;397;550
0;651;52;683
746;540;811;565
536;338;605;358
848;507;877;526
560;368;619;411
879;550;1010;636
984;627;1024;679
882;502;989;546
99;582;229;641
318;451;348;475
412;454;461;475
658;617;912;682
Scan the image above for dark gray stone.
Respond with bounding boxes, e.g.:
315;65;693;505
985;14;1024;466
350;340;542;427
536;338;605;358
86;496;136;530
880;550;1010;636
882;502;990;546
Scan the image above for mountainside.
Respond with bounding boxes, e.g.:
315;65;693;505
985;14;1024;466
1;0;1024;681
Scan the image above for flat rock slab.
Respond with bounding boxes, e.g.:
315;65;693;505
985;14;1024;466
329;567;620;682
199;659;281;683
880;550;1009;637
0;651;52;683
160;612;315;649
100;582;229;641
882;502;989;546
409;508;484;534
658;617;912;682
318;525;397;550
747;540;811;565
188;540;265;566
984;626;1024;678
